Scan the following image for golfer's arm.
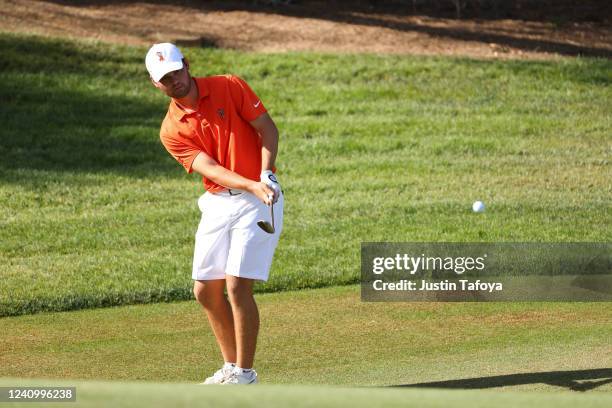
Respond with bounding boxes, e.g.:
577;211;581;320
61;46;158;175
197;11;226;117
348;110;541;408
250;113;278;172
191;152;255;191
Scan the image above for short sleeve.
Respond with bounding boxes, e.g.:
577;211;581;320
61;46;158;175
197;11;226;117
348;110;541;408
227;75;267;122
160;120;201;173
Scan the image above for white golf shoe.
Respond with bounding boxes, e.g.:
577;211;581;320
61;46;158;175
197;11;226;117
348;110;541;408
201;364;235;385
222;368;259;385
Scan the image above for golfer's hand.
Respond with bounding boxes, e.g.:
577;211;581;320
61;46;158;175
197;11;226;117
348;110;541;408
260;170;281;203
248;181;275;206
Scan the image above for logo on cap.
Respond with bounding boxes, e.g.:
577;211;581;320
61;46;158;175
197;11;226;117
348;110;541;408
146;43;184;82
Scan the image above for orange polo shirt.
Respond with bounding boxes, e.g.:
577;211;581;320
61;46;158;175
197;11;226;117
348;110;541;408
159;75;269;193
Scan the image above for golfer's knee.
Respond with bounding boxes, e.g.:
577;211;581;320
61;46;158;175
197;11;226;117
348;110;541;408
193;285;224;309
226;281;253;303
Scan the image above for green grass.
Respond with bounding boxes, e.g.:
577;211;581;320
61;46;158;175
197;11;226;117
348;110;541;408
0;379;611;408
1;286;610;390
0;33;611;316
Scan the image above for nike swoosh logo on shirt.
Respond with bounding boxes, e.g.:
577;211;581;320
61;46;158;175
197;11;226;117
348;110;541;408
253;100;261;108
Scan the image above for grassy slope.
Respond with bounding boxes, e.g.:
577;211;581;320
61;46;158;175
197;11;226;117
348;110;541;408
0;379;611;408
1;286;610;390
0;33;611;316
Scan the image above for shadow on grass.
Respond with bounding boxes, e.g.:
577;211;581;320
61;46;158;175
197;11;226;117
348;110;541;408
0;34;178;180
396;368;612;392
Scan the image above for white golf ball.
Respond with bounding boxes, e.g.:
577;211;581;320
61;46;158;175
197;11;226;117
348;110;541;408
472;201;485;213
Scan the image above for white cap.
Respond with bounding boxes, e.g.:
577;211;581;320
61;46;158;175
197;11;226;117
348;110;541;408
145;43;184;82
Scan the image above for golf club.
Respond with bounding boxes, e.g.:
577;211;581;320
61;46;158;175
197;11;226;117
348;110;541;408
257;196;275;234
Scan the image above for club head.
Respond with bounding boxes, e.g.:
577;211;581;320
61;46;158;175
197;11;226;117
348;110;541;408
258;200;275;234
257;220;275;234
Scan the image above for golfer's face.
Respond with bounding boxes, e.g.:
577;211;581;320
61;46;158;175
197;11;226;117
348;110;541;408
157;66;191;98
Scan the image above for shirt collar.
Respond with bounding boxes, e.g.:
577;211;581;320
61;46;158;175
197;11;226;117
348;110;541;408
170;77;209;121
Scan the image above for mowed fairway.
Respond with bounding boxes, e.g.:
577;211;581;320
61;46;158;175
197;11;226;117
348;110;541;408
1;286;610;391
0;33;610;316
0;380;610;408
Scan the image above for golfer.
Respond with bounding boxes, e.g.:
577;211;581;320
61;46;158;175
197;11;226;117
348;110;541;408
146;43;283;385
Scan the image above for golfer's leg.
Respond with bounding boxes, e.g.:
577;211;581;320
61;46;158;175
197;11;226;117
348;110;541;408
225;276;258;369
193;279;237;364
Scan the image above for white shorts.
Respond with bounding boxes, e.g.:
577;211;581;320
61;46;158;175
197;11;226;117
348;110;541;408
192;190;283;282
